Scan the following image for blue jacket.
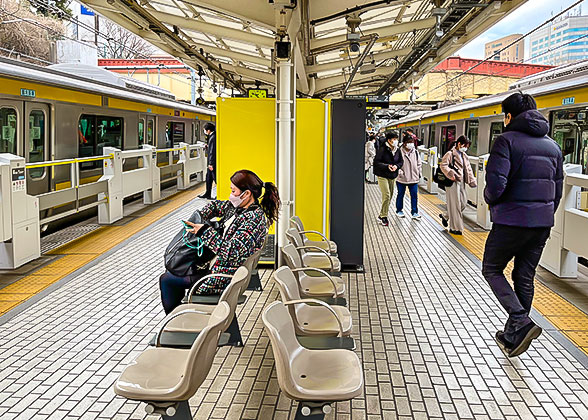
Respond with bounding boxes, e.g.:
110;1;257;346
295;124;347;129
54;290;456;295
484;110;564;228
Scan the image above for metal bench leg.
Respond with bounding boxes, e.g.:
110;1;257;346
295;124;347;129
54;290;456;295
246;269;263;291
295;402;330;419
148;401;191;420
223;314;243;347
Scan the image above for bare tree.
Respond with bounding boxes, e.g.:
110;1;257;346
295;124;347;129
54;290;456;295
0;0;65;64
100;19;154;59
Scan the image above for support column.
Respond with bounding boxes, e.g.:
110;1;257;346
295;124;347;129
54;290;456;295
276;55;294;265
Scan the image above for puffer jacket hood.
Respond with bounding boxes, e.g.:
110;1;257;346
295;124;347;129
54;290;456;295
505;109;549;138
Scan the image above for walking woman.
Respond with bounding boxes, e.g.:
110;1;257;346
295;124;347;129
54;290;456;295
439;135;477;235
159;169;280;313
396;132;422;219
373;131;403;226
365;134;376;183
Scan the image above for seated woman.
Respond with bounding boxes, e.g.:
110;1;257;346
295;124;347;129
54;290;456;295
159;169;280;314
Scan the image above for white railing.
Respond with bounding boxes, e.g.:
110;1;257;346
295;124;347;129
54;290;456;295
0;142;206;269
417;145;438;194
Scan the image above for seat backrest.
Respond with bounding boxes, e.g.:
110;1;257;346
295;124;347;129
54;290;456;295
239;249;262;295
218;266;249;327
290;215;304;231
253;235;268;268
183;301;230;399
261;301;304;400
273;266;302;301
281;244;303;270
285;228;304;248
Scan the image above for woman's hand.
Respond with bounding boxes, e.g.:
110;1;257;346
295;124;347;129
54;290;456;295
184;220;204;234
453;174;462;182
388;164;397;172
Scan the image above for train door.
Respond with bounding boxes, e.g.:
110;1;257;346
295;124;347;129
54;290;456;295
551;109;586;170
24;102;50;195
0;99;22;156
489;121;504;152
146;116;156;146
440;125;456;155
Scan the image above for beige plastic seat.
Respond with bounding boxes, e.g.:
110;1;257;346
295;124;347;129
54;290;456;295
290;216;337;255
114;302;231;418
165;266;249;333
273;266;351;337
262;301;363;417
286;228;341;273
282;244;345;298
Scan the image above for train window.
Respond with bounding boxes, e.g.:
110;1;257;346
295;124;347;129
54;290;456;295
440;125;456;155
79;115;123;168
28;110;46;178
147;120;154;145
551;109;585;166
138;119;145;146
166;121;185;145
465;120;479;155
0;107;17;154
429;125;436;148
489;122;504;152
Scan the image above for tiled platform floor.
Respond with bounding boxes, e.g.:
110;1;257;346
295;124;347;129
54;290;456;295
1;185;588;419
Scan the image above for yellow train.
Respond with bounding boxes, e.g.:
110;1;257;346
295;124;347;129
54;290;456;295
389;60;588;174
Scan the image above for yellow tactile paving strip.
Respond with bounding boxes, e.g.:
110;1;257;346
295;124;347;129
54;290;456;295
420;192;588;355
0;185;204;316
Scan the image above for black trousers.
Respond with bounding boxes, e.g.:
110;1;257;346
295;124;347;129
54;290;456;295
482;224;551;343
205;166;216;197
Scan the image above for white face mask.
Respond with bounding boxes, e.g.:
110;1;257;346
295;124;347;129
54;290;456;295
459;147;468;153
228;191;246;208
390;139;398;147
405;143;415;150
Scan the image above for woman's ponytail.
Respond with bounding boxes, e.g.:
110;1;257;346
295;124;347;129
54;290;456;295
260;181;281;225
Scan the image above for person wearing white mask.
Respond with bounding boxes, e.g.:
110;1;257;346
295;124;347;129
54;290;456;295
395;133;422;219
439;135;477;235
159;169;280;313
373;131;404;226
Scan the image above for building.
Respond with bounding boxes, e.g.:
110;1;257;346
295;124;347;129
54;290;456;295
389;56;552;104
529;15;588;66
484;34;524;62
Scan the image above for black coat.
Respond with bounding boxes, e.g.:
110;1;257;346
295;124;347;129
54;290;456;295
484;110;564;228
207;132;216;168
373;142;403;179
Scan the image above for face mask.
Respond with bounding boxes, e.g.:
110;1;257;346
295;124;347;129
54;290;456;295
392;140;398;147
459;147;468;153
228;191;246;208
405;143;415;150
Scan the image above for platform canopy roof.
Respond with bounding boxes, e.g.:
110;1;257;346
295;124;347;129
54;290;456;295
80;0;528;98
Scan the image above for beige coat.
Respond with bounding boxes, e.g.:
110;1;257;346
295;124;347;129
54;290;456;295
397;147;422;184
440;147;477;187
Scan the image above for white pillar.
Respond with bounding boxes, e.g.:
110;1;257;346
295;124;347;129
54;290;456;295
276;57;294;265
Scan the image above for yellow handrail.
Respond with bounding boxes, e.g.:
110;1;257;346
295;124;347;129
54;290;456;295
156;147;186;153
25;154;115;169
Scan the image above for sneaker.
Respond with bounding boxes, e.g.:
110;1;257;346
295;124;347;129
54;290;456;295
439;214;448;227
449;229;462;235
411;213;421;220
396;211;405;218
198;193;211;199
494;331;513;353
379;216;389;226
508;322;542;358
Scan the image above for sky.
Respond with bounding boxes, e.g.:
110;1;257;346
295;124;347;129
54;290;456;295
456;0;588;60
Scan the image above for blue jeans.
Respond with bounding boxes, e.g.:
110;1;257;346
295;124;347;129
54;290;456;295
159;271;201;314
396;183;419;215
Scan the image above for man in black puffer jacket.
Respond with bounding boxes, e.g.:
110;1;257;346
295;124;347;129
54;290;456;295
373;131;404;226
482;93;564;358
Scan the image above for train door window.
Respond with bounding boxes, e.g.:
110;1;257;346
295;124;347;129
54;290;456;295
581;130;588;174
96;116;123;155
551;109;583;165
465;120;479;155
429;125;436;148
440;125;456;155
489;122;504;152
138;118;145;146
0;107;17;154
166;121;185;145
28;110;46;178
147;119;154;146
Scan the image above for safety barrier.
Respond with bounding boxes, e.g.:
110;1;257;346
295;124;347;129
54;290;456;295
0;142;205;269
417;145;438;194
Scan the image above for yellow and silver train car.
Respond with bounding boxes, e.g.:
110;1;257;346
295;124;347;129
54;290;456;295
389;60;588;174
0;57;215;196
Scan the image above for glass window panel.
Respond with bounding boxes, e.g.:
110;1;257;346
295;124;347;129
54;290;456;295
138;118;145;146
147;120;154;145
0;108;17;154
28;110;46;178
489;121;504;152
466;120;479;156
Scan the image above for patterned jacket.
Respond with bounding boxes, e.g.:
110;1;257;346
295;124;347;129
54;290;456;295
195;200;268;294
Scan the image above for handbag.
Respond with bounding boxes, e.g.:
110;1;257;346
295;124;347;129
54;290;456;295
164;210;217;277
433;153;457;189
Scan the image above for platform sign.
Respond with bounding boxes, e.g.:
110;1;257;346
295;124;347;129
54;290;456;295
366;95;389;109
11;168;25;192
81;6;94;15
20;88;35;98
562;97;575;106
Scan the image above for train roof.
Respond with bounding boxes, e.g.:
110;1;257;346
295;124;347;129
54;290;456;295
0;57;215;116
390;60;588;127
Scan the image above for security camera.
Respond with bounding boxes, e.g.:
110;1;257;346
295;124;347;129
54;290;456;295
350;42;360;53
347;32;360;53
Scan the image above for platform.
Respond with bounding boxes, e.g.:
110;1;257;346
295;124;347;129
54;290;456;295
0;184;588;419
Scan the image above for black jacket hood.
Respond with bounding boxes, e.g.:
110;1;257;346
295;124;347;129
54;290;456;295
505;109;550;138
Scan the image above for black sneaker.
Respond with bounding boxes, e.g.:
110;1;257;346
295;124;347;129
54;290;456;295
379;216;389;226
439;214;448;227
495;331;513;352
449;229;462;235
508;322;542;358
198;193;211;199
